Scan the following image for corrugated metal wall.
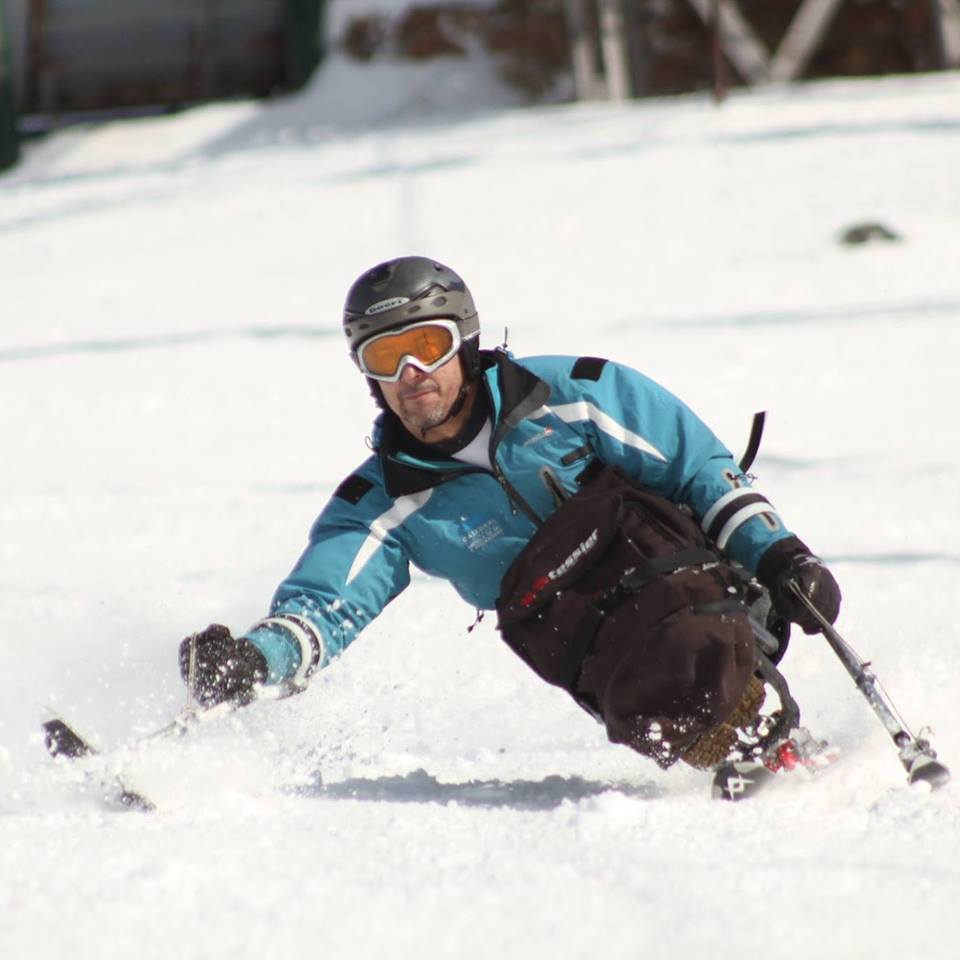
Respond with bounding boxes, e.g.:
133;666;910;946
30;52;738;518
0;0;322;168
19;0;320;115
1;0;320;121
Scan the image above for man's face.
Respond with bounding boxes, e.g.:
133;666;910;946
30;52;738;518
379;354;466;440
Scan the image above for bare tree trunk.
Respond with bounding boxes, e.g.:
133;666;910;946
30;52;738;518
769;0;846;82
931;0;960;68
598;0;631;100
564;0;604;100
688;0;771;84
711;0;729;102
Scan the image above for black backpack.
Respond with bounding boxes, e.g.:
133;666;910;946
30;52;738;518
495;466;759;765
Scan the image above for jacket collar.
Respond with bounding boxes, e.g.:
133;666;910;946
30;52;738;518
375;350;550;497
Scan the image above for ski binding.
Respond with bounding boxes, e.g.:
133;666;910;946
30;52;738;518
712;729;839;802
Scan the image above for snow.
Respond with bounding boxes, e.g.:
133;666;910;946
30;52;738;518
3;44;960;960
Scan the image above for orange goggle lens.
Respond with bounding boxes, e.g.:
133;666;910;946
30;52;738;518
358;323;458;380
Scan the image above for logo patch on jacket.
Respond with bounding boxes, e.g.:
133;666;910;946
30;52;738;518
460;514;504;552
523;426;553;447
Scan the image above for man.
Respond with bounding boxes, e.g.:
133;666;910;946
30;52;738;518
180;256;841;770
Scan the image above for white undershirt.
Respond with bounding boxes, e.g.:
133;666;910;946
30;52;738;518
451;419;493;472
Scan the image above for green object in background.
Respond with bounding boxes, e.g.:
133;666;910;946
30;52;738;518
284;0;325;91
0;0;20;172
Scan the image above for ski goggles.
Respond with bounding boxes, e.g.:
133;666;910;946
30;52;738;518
355;319;463;382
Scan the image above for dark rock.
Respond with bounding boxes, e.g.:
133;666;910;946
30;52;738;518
390;2;570;98
342;16;389;61
839;222;903;245
396;6;479;60
485;1;569;96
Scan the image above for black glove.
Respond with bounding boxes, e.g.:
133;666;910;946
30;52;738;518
178;624;268;708
757;536;842;635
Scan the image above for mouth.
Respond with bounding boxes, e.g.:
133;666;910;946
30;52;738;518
399;384;439;402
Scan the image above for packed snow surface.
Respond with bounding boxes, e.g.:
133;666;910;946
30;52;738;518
2;49;960;960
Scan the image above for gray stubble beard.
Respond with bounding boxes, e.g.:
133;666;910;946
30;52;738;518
398;385;448;435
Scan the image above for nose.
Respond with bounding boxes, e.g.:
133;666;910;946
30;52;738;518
398;363;426;383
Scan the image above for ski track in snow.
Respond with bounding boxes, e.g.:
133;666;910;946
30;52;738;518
2;48;960;960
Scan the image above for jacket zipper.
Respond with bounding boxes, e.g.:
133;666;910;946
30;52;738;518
491;459;544;528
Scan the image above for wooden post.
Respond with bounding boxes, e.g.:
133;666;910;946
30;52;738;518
931;0;960;68
598;0;631;100
710;0;729;102
769;0;846;82
564;0;604;100
687;0;771;83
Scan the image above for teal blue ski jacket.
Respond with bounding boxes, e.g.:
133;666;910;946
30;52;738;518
244;352;793;685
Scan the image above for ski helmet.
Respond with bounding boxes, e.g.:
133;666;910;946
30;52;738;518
343;257;481;383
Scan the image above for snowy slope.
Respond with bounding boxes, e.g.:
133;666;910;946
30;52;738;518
2;50;960;960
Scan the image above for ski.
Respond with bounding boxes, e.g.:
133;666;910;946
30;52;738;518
41;683;301;811
902;745;951;790
712;760;777;801
43;717;155;811
712;730;840;802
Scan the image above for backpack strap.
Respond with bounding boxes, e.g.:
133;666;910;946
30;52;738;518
619;548;719;592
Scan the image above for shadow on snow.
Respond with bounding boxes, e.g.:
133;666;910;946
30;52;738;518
293;767;660;810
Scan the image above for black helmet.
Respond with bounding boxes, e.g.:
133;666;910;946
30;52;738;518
343;256;481;379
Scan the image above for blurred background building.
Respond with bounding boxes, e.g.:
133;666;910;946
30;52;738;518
2;0;960;172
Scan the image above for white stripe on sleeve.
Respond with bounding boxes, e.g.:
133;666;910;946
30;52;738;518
715;503;779;550
345;489;434;585
533;402;666;462
700;487;752;534
256;615;324;684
